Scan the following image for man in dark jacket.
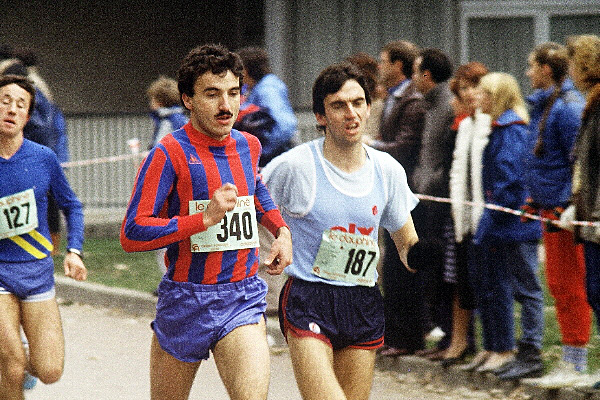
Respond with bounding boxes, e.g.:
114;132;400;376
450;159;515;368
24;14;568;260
411;48;456;359
367;40;427;357
369;40;425;188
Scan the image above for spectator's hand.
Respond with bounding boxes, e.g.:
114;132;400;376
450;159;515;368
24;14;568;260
203;183;238;227
557;204;576;232
263;227;293;275
520;197;539;223
64;252;87;281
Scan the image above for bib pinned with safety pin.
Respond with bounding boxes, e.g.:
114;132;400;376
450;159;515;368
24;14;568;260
0;189;38;240
189;196;259;252
312;229;379;286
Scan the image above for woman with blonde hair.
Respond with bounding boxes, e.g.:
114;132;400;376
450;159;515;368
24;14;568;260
566;34;600;390
468;72;545;374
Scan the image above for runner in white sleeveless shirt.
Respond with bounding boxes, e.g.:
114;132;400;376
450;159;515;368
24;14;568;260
262;62;419;400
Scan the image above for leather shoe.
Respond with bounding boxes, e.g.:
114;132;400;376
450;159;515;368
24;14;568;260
441;347;472;368
379;347;413;357
497;360;544;380
493;359;516;375
497;342;544;380
458;351;490;372
415;348;440;357
477;352;515;373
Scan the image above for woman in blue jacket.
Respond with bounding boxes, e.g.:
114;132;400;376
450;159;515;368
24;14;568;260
469;72;544;375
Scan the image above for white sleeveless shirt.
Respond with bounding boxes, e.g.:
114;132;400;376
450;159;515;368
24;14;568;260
261;138;418;286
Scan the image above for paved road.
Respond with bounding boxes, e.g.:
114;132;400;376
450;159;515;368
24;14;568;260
25;302;446;400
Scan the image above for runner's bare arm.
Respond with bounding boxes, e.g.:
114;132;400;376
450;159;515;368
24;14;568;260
390;215;418;273
263;226;293;275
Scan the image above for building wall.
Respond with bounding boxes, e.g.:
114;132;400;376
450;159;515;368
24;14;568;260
266;0;459;110
2;1;598;115
1;1;264;114
266;0;599;110
459;0;600;95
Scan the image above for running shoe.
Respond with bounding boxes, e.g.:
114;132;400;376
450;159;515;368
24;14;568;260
23;371;38;390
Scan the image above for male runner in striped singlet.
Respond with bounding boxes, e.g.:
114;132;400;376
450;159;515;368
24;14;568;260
262;62;419;400
121;44;292;400
0;74;86;399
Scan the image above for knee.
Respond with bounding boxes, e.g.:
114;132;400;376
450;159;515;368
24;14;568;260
35;364;64;385
515;285;544;305
0;357;27;388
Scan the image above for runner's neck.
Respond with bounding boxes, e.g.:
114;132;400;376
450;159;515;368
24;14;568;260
322;139;366;173
0;135;23;160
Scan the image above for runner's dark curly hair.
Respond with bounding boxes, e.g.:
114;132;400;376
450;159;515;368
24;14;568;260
177;44;244;101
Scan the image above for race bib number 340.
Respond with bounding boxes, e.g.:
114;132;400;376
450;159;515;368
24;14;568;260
312;229;380;287
0;188;38;240
189;196;259;252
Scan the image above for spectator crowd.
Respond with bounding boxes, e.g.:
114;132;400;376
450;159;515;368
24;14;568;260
357;34;600;392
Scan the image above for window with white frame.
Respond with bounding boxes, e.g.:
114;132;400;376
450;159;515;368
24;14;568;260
460;0;600;95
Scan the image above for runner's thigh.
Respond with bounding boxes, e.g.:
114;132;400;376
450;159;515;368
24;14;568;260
0;294;25;366
287;334;346;400
213;319;270;400
150;334;200;400
21;298;64;380
333;347;377;400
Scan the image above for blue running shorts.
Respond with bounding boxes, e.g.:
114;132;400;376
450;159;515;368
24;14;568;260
0;257;55;300
279;277;385;351
152;274;268;362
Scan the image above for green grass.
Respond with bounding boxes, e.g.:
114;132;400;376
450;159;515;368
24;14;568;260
59;237;600;371
53;237;162;294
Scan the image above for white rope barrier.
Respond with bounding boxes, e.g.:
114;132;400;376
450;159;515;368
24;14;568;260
59;147;599;229
417;194;600;228
60;151;149;168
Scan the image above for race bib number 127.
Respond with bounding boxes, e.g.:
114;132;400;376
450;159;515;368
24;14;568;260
0;188;38;240
189;196;259;252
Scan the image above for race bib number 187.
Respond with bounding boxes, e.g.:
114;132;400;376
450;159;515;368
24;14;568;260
0;188;38;240
189;196;259;252
312;229;379;286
